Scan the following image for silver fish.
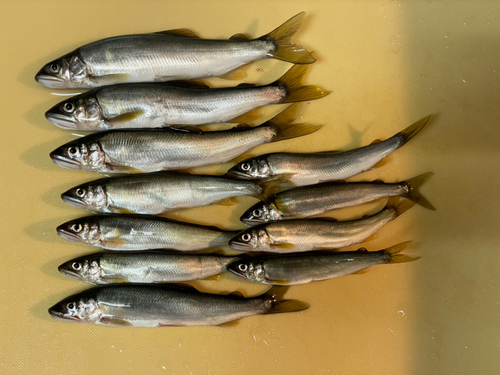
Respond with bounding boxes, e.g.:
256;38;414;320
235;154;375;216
48;284;309;327
35;12;315;89
240;173;435;225
44;66;329;131
227;242;419;285
49;105;321;174
228;116;432;187
61;172;263;215
229;200;414;253
56;215;238;251
58;252;239;284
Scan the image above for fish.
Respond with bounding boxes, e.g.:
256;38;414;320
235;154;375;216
227;115;432;187
49;103;321;174
48;284;309;327
58;252;239;284
229;199;414;253
227;242;419;285
240;173;435;225
44;66;329;131
35;12;315;89
56;215;239;251
61;172;264;215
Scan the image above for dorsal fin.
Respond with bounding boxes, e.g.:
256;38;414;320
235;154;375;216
370;138;383;145
168;125;203;134
155;28;200;38
236;83;257;88
166;80;210;89
230;33;251;41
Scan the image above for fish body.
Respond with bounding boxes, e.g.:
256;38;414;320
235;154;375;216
240;173;434;225
35;13;315;89
56;215;238;251
228;116;431;186
44;64;329;131
61;173;262;214
227;242;418;285
230;200;414;253
59;252;238;284
49;103;321;173
48;284;309;327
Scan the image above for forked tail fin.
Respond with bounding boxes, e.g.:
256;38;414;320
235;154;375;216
392;115;432;148
260;12;316;64
384;241;421;263
275;65;330;103
403;172;436;210
264;286;310;314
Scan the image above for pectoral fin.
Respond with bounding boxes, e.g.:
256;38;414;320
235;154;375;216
265;278;291;285
91;73;130;85
272;243;295;250
107;111;145;125
100;317;133;326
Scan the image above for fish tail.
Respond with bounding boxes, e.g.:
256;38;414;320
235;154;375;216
393;115;432;148
264;286;310;314
275;65;331;103
386;197;416;218
403;172;436;210
261;12;315;64
266;104;321;142
384;241;421;263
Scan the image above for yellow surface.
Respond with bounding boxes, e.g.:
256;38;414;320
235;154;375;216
1;1;498;374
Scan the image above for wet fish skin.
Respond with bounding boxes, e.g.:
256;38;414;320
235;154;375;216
58;252;239;284
228;116;432;187
48;284;309;327
35;12;315;89
44;63;329;131
230;200;414;253
49;107;321;174
56;215;239;251
240;173;435;225
227;242;419;285
61;172;263;215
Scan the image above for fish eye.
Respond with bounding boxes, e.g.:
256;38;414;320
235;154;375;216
63;102;75;113
252;209;262;217
68;147;78;156
50;63;60;73
75;188;86;197
72;262;82;271
240;163;251;171
238;264;248;272
71;223;83;233
241;233;251;242
66;302;76;311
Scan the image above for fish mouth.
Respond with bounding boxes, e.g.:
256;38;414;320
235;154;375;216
35;74;66;88
56;227;84;243
58;266;81;280
50;152;81;170
61;194;87;209
225;170;252;180
228;240;254;252
48;308;79;321
45;112;77;130
240;219;264;227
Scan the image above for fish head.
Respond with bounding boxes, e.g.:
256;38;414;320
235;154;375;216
227;259;266;283
50;138;105;171
35;51;90;89
229;227;269;251
58;255;103;283
48;290;101;324
61;183;108;212
57;217;103;246
45;95;104;130
227;157;272;180
240;202;281;225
